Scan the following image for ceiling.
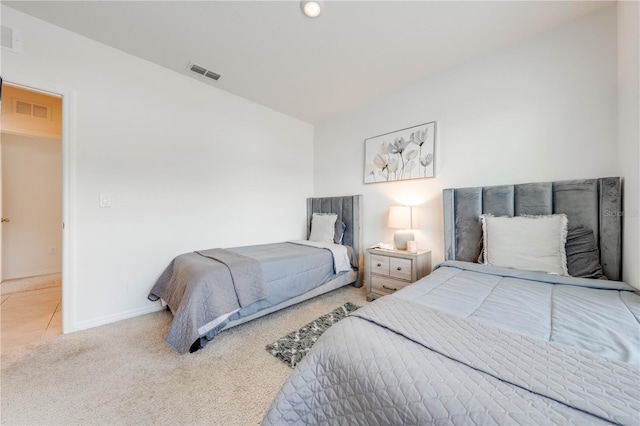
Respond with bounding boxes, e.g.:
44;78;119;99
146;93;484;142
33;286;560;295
4;1;612;124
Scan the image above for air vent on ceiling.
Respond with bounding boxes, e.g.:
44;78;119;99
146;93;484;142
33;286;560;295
1;25;21;53
187;62;221;81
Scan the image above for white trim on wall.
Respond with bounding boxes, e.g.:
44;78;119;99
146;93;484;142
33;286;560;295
3;74;77;334
3;268;61;281
74;304;162;332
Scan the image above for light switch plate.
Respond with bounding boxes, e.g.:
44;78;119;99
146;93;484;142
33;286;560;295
99;194;111;207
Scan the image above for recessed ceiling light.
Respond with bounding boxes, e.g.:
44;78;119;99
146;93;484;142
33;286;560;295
300;0;323;18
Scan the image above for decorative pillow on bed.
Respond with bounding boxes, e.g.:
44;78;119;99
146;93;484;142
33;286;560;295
480;214;569;275
334;220;346;244
309;213;338;244
565;225;607;279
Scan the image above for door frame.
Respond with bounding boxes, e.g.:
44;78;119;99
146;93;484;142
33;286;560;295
2;74;76;334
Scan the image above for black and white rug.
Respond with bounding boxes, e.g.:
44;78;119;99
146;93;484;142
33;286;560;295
265;302;361;368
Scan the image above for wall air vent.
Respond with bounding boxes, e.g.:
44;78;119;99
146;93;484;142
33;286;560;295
204;70;221;80
1;25;21;53
187;62;221;81
14;99;51;120
187;62;220;81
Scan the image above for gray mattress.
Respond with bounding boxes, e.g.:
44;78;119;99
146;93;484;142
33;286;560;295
263;262;640;425
151;242;356;353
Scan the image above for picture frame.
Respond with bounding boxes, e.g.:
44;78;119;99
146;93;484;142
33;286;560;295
364;121;436;184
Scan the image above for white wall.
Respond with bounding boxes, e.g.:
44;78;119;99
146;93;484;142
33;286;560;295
1;6;314;330
617;0;640;288
314;6;621;268
1;134;63;279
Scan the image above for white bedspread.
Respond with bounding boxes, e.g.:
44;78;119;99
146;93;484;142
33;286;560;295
288;240;352;273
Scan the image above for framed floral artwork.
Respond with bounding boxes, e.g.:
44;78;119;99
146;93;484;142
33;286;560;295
364;121;436;184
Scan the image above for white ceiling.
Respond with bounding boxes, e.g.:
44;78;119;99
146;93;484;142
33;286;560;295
4;0;612;124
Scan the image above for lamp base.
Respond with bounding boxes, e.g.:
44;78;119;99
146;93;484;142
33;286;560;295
394;230;415;250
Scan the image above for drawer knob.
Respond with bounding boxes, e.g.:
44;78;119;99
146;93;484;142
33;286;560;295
377;263;382;267
383;285;398;292
397;267;402;271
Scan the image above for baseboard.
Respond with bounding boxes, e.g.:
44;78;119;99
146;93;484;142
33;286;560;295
3;268;62;281
73;303;164;332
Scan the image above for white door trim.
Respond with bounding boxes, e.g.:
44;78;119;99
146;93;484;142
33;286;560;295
3;75;77;334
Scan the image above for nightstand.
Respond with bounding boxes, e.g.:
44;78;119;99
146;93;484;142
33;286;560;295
366;248;432;301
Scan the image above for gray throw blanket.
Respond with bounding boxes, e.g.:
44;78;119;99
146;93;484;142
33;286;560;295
149;249;267;354
196;249;268;307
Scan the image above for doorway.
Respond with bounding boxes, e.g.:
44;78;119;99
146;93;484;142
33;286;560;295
1;83;63;351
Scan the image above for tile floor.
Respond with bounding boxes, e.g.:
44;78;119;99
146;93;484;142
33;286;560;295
1;276;62;353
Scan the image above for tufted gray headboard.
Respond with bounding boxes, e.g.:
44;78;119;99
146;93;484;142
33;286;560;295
443;177;622;281
307;195;364;287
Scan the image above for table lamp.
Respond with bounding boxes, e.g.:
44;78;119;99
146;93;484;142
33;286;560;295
388;205;415;250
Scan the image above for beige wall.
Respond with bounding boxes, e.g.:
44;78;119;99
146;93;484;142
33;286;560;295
1;133;63;279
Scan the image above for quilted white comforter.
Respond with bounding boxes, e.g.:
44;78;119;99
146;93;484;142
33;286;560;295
263;261;640;425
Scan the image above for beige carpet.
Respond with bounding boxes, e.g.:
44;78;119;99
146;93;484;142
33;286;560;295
1;284;368;425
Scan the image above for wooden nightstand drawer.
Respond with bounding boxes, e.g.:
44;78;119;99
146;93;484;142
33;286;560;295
370;254;390;276
389;257;411;281
366;248;432;301
371;275;410;295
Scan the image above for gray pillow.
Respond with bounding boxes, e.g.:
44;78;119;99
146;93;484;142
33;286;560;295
565;225;607;280
334;220;346;244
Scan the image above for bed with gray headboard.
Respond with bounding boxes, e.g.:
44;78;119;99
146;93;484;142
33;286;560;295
149;194;363;354
264;178;639;425
443;177;622;280
220;194;364;330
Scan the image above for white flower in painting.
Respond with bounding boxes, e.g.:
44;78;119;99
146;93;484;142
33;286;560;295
379;142;389;155
372;153;388;171
385;137;409;176
420;152;433;177
421;153;433;167
389;137;409;155
369;153;390;182
388;157;399;172
404;149;418;161
410;128;429;147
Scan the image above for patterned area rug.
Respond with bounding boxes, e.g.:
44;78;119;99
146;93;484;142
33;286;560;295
266;302;361;368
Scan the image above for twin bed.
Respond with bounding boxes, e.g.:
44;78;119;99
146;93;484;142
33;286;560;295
264;177;639;425
148;195;363;354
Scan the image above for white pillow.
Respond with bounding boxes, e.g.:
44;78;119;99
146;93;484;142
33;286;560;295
309;213;337;244
480;214;569;275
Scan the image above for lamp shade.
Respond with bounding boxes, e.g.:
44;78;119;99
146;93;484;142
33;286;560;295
388;206;413;229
